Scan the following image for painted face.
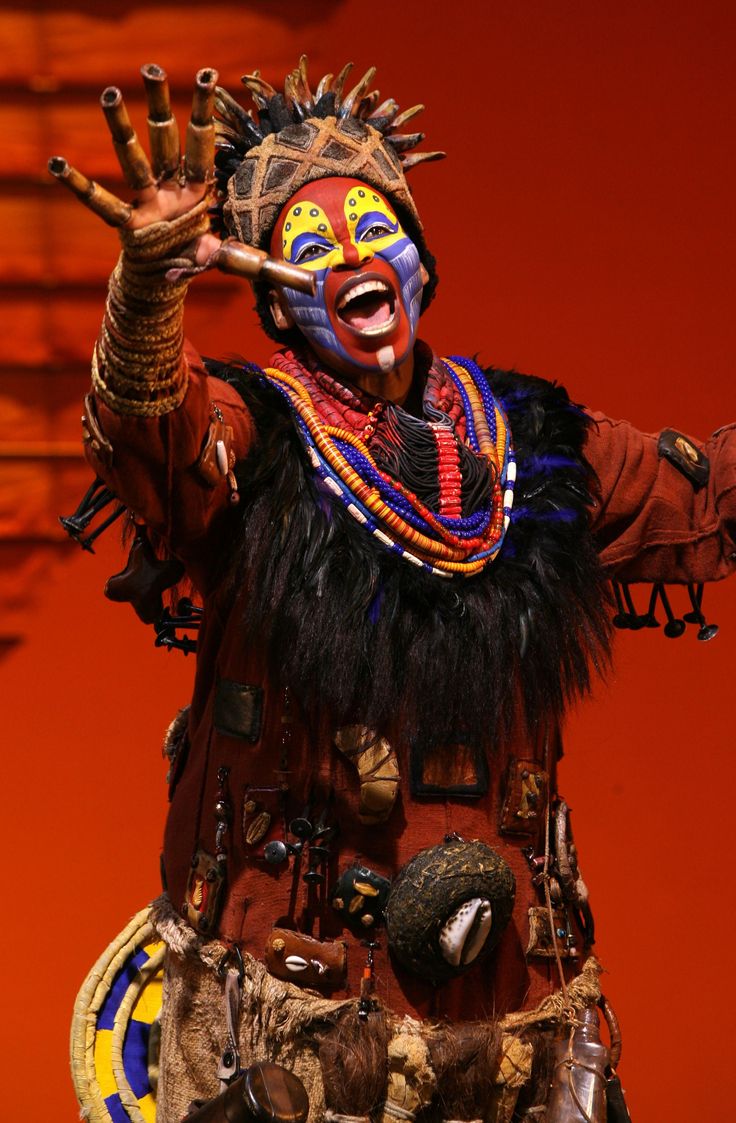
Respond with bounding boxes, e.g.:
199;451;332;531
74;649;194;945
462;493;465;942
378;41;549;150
269;177;426;375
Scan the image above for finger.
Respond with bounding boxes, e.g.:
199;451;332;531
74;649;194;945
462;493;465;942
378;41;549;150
100;86;155;191
215;239;316;295
184;67;218;183
47;156;132;227
141;63;180;180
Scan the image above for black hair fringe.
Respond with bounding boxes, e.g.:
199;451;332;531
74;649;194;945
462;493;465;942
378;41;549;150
207;358;612;753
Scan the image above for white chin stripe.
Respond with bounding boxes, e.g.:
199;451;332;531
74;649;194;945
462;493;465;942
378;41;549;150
377;345;395;372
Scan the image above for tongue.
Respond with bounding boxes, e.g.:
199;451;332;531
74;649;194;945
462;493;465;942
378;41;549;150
340;294;392;331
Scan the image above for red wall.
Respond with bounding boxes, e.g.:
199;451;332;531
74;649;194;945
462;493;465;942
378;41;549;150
2;3;735;1120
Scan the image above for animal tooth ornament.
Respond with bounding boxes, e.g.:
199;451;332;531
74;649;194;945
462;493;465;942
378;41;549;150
57;48;736;1123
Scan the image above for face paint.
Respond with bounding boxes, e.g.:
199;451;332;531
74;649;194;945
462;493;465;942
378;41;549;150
270;177;425;375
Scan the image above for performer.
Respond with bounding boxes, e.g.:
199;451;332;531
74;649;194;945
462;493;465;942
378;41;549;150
54;59;736;1123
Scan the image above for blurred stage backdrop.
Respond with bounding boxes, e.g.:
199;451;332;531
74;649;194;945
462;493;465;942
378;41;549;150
1;2;735;1120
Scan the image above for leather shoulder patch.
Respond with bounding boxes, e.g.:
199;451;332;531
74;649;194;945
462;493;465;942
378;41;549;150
658;428;709;487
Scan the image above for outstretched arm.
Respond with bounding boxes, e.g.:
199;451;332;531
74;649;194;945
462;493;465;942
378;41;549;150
50;66;311;574
586;411;736;583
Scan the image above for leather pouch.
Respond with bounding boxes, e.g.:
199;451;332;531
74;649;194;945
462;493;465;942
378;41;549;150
265;927;346;989
500;758;548;834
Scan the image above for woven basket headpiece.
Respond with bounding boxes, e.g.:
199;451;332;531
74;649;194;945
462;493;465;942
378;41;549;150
213;57;444;251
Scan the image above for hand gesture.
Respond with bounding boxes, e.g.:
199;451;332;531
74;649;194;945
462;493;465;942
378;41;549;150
49;65;221;265
48;64;314;291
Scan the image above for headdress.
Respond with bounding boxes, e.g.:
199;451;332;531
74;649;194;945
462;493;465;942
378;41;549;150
211;58;444;333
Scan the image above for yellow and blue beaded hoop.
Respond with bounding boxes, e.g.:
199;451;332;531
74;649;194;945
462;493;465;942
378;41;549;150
70;907;164;1123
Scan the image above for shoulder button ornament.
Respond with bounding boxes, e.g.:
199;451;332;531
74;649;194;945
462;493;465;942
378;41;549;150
658;428;709;487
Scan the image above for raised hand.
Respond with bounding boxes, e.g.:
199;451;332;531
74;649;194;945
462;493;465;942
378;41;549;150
49;65;218;250
48;65;314;292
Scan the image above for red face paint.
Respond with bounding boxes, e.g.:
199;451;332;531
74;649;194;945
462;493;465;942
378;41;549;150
270;177;425;377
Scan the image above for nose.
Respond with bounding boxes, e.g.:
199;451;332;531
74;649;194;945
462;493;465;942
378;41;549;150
337;238;373;269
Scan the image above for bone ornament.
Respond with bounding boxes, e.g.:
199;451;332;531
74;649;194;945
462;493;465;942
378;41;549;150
385;838;515;984
265;928;347;989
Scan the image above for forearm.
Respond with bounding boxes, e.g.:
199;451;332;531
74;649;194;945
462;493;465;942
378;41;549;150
92;197;211;416
587;412;736;582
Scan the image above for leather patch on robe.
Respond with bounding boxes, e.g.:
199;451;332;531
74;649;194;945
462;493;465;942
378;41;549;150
265;928;347;990
410;739;488;797
526;906;580;959
334;726;400;825
213;679;263;742
658;429;709;488
183;848;225;934
499;758;548;834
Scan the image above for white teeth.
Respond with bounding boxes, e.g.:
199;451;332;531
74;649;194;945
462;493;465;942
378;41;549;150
337;279;390;310
438;897;493;967
354;316;397;337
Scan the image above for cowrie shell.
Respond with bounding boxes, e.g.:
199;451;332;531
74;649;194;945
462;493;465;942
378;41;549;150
245;810;271;846
438;897;493;968
284;955;309;972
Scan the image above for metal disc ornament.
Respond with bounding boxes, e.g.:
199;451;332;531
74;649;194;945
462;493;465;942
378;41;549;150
385;836;515;984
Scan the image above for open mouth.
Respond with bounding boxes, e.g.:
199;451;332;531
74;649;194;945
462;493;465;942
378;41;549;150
335;276;397;337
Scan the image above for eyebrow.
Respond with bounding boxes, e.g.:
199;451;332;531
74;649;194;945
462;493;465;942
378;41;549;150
354;210;399;240
288;231;335;260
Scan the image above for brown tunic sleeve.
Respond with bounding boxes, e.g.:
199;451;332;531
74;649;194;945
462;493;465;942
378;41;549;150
81;204;259;593
86;345;257;589
585;411;736;582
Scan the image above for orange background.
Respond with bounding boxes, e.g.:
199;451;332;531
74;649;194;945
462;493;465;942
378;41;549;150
2;2;735;1120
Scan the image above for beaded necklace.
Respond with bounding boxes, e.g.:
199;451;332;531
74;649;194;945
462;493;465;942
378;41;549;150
262;353;515;578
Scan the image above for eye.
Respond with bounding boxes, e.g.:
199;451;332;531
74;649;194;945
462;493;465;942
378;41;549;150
293;241;330;263
361;222;394;242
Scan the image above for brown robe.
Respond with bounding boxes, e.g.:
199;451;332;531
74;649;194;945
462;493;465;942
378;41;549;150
83;340;736;1025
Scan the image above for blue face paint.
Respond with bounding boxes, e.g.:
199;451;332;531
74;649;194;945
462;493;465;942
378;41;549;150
272;178;426;373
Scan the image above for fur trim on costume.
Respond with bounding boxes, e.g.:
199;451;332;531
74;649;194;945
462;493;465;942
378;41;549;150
208;358;611;751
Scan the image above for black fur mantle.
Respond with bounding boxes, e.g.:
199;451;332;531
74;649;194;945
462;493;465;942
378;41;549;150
210;359;612;751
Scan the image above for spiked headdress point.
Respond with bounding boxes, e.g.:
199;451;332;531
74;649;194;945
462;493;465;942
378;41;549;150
213;57;445;251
